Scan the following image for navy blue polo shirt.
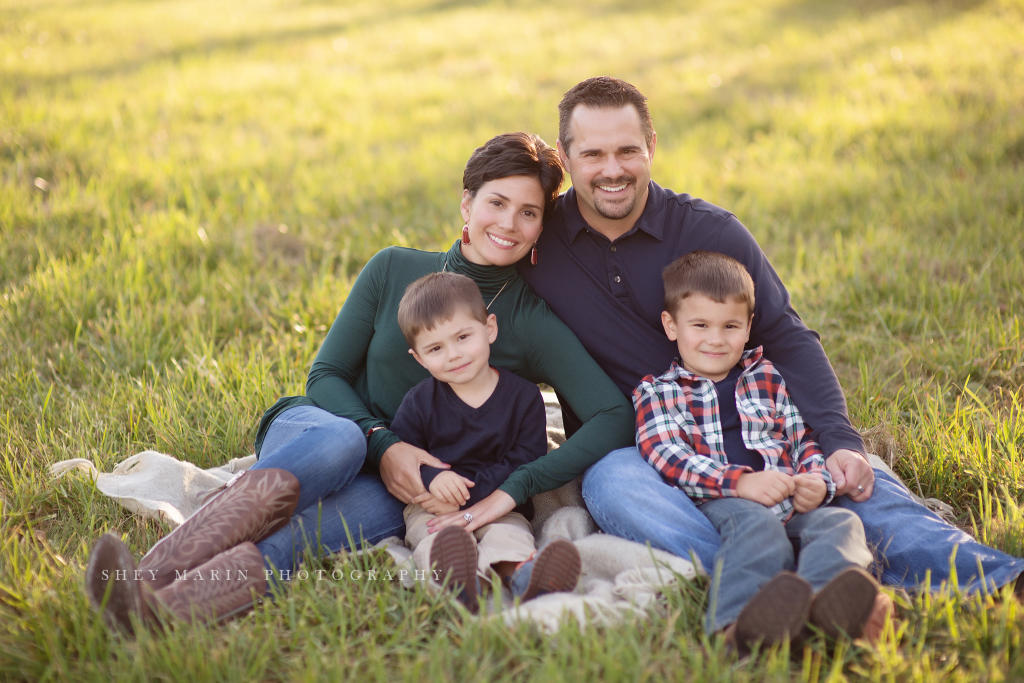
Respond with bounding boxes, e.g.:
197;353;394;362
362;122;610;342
517;182;865;458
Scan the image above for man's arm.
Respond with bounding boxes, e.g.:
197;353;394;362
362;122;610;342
713;216;865;457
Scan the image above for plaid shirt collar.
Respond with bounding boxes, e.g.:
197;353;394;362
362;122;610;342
659;346;766;384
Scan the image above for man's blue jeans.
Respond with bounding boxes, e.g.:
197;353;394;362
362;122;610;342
250;406;406;573
699;498;872;633
582;447;1024;595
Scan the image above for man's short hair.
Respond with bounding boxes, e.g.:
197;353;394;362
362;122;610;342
558;77;654;154
397;272;489;348
662;251;756;318
463;132;564;221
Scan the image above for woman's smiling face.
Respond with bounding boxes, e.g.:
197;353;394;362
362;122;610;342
459;175;544;267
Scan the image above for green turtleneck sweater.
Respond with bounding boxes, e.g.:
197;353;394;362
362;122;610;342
254;241;634;505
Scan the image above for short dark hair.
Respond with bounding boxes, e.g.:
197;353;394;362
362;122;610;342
662;251;755;318
463;132;564;221
558;77;654;154
397;272;489;348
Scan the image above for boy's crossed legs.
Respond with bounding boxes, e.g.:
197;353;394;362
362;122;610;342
405;504;536;581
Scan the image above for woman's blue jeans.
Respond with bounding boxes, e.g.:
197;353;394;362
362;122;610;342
582;447;1024;595
249;406;406;573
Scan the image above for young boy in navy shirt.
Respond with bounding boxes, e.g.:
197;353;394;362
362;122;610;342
633;251;887;650
391;272;580;613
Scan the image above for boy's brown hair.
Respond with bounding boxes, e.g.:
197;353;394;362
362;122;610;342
662;251;756;318
397;272;489;348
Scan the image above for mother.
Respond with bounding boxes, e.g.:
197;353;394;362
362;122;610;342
85;132;634;628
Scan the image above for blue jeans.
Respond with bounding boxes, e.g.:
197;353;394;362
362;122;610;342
700;498;871;632
251;406;407;573
582;447;1024;595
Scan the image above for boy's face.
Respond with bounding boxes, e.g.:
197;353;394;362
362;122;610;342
409;309;498;387
661;294;753;382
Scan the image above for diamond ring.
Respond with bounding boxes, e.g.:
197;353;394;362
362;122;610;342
463;512;473;523
857;485;865;493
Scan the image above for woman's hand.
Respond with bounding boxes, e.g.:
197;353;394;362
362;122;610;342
379;441;451;504
427;490;516;534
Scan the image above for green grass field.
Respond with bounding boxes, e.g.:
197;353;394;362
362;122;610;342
2;0;1023;679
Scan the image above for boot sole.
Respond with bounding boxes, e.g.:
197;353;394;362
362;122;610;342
430;526;479;614
810;567;879;639
85;533;142;632
735;572;812;650
521;538;582;601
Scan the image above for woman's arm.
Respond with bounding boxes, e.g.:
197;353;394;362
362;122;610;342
303;248;446;502
497;300;635;505
305;248;401;455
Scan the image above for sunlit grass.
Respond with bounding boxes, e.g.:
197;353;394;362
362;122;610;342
2;0;1024;680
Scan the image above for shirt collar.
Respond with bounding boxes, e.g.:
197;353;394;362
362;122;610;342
658;346;765;383
560;181;668;244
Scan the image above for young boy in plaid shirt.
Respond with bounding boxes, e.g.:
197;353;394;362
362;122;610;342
633;251;885;650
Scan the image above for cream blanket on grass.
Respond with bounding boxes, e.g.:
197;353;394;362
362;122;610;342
51;395;940;632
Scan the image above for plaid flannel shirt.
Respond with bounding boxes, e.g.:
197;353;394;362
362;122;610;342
633;346;835;522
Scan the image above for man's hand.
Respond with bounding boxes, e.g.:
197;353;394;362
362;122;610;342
427;490;516;534
826;449;874;502
413;492;460;515
379;441;450;504
428;470;475;507
736;470;796;507
792;473;827;513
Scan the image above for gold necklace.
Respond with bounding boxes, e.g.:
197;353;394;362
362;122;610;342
443;257;512;310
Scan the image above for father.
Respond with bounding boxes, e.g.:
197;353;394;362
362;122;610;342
518;76;1024;595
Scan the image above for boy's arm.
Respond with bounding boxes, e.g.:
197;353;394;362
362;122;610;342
464;389;548;508
633;379;752;500
773;373;836;504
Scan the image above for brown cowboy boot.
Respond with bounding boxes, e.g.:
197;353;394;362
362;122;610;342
85;532;145;632
147;542;266;624
137;468;300;589
87;539;266;631
809;566;880;641
85;467;298;629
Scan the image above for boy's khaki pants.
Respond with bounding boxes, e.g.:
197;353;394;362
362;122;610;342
404;503;536;580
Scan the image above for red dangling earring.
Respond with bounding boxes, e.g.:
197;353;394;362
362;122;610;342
461;224;471;245
530;244;538;266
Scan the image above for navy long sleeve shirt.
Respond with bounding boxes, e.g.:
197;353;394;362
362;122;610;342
389;367;548;509
517;183;865;458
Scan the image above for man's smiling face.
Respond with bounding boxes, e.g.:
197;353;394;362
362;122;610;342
558;104;656;239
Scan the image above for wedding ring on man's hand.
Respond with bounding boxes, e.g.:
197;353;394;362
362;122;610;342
857;485;865;493
463;513;473;523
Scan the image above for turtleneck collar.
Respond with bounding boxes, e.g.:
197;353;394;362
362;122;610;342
443;240;520;295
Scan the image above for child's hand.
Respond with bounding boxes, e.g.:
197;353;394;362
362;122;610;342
736;471;796;506
428;470;475;506
419;494;460;515
792;473;827;512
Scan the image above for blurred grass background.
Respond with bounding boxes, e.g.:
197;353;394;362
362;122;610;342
1;0;1023;680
